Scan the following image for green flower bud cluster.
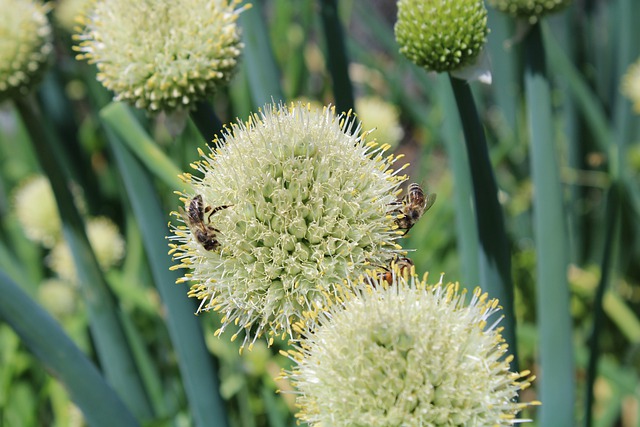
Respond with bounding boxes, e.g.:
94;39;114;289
0;0;53;101
394;0;488;73
74;0;246;112
487;0;573;23
169;102;408;349
283;272;539;426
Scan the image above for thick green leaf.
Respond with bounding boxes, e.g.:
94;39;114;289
100;102;184;191
0;270;140;427
436;74;480;287
103;119;229;427
523;23;575;426
239;1;284;107
15;96;153;421
448;76;518;368
319;0;354;114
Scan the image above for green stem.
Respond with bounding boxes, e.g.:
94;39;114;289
0;270;140;427
191;100;223;145
524;23;575;426
448;75;517;369
319;0;354;114
584;182;619;427
106;128;229;427
15;96;154;421
437;74;480;286
239;0;284;107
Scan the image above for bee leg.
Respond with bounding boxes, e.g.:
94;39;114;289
206;204;231;222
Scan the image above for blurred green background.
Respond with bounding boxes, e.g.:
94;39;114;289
1;0;639;426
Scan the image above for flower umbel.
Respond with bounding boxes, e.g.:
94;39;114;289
74;0;246;112
355;96;404;151
282;271;539;426
0;0;53;101
13;175;62;248
394;0;488;73
169;102;408;348
487;0;572;23
621;59;640;114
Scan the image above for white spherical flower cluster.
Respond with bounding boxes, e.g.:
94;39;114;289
47;216;125;284
169;102;409;348
13;175;62;248
74;0;246;112
621;59;640;114
356;96;404;151
0;0;53;101
283;272;539;426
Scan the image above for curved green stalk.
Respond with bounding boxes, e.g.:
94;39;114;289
448;76;517;369
584;183;619;427
105;126;229;427
319;0;354;114
100;102;184;190
239;1;284;107
0;270;140;427
15;96;154;421
523;23;575;426
191;101;223;145
437;74;480;286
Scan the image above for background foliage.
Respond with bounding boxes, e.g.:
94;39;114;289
1;0;639;426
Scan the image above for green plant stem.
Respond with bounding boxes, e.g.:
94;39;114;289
584;183;619;427
448;76;517;369
15;95;154;421
319;0;354;114
100;102;184;190
523;23;575;426
437;74;480;286
239;0;284;107
191;101;223;145
106;127;229;427
0;270;140;427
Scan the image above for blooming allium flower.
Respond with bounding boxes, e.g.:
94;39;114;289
74;0;246;112
38;278;77;319
282;271;539;426
169;102;408;349
356;96;404;151
13;175;62;248
53;0;93;34
487;0;572;23
394;0;488;73
0;0;53;101
47;216;125;284
621;59;640;114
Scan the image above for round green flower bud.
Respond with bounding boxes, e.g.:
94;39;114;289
487;0;572;23
13;175;62;248
0;0;53;101
169;102;409;349
74;0;246;112
394;0;488;73
356;96;404;151
283;271;539;426
621;59;640;114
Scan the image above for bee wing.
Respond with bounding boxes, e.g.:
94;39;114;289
424;193;437;212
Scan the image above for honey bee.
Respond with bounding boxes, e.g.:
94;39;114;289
392;183;436;235
376;256;415;285
181;194;230;251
